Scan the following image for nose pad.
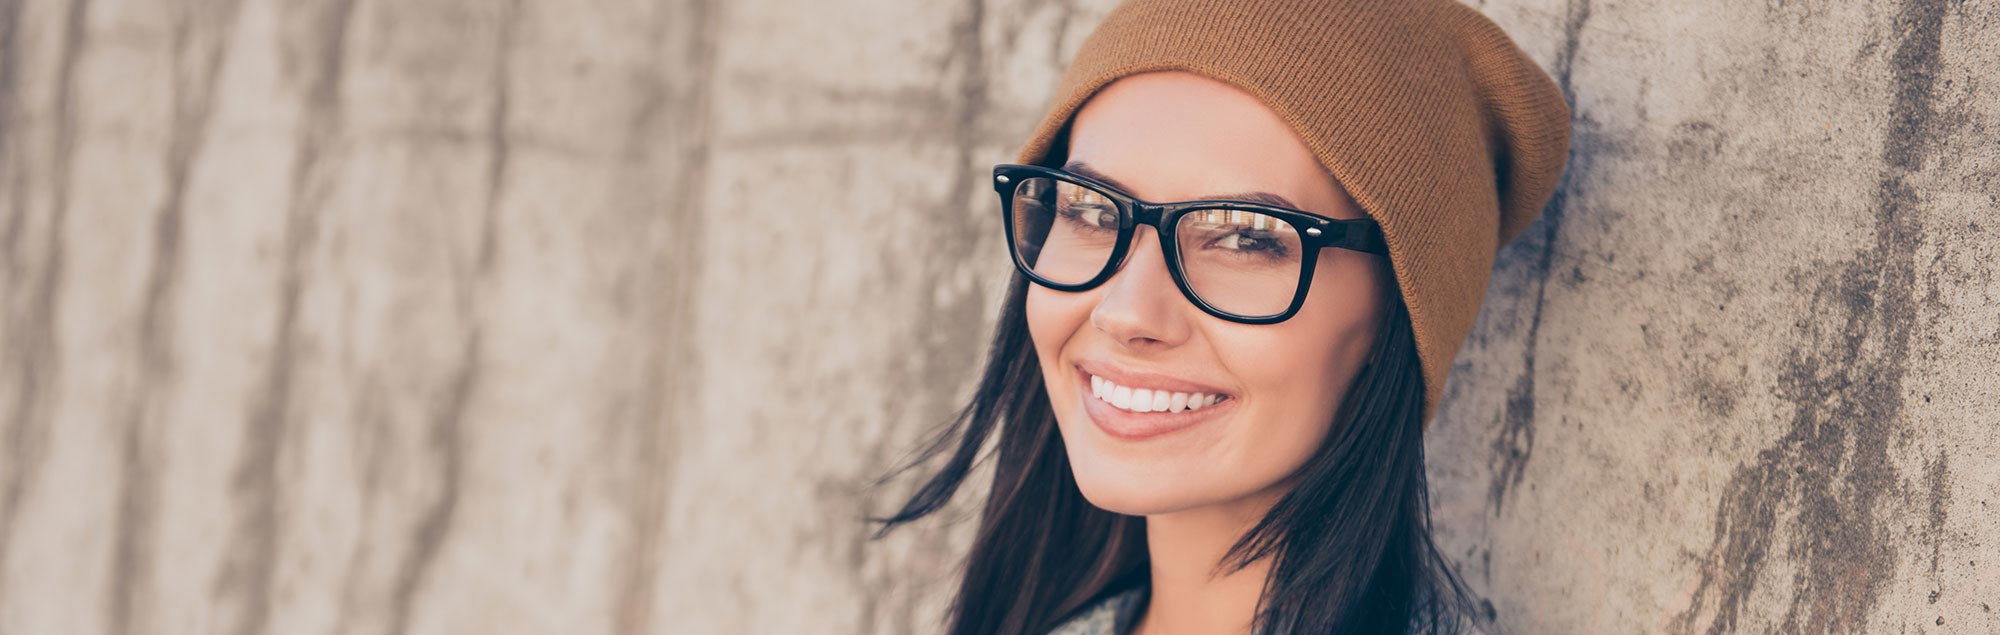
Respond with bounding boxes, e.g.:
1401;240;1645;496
1089;226;1192;348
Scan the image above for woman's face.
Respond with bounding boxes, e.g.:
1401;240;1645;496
1027;70;1392;517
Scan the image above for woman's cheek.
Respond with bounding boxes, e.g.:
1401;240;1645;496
1025;288;1090;417
1024;289;1064;367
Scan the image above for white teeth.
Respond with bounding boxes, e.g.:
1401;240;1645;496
1088;373;1228;414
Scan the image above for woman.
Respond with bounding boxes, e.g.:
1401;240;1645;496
873;1;1570;633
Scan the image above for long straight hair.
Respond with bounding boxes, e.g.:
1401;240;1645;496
870;268;1478;634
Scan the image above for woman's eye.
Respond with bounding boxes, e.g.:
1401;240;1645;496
1056;192;1117;232
1206;228;1293;259
1057;206;1115;233
1219;232;1271;251
1180;208;1295;259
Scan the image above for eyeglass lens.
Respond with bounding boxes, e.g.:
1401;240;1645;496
1008;176;1307;317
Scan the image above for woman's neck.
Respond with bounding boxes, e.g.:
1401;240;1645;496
1130;487;1286;635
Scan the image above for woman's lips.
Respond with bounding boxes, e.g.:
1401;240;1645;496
1075;366;1236;441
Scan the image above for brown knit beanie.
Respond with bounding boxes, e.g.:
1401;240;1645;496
1012;0;1571;428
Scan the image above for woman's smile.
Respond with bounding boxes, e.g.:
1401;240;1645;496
1073;362;1238;441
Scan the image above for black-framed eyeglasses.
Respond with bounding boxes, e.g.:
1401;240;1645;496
993;163;1387;325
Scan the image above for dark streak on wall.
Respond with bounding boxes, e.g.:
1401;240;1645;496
1924;450;1950;591
0;0;20;253
645;0;721;632
389;332;480;635
854;0;1001;631
109;3;248;633
1486;0;1591;516
1671;1;1955;633
210;1;357;634
608;0;717;631
0;0;89;618
379;2;520;632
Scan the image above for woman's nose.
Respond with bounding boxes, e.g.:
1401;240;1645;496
1089;226;1193;349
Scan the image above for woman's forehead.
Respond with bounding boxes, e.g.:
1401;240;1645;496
1065;71;1358;218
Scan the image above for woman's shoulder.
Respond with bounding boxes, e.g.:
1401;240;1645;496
1044;585;1147;635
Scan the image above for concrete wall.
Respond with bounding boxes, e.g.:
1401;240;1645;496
0;0;1992;633
1426;2;1999;633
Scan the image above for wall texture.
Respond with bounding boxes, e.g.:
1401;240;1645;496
1425;2;2000;633
0;0;1992;634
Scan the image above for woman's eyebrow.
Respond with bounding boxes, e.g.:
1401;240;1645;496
1063;161;1302;209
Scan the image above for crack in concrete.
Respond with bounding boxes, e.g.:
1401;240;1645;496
0;0;24;260
607;1;709;633
474;0;516;276
852;0;998;632
209;1;356;633
1487;0;1592;517
628;0;720;632
330;378;394;635
385;329;478;635
379;3;520;632
1924;450;1950;590
107;2;246;633
0;0;90;617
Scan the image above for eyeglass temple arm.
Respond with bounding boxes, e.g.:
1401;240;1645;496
1312;219;1390;256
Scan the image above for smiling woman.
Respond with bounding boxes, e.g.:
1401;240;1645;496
1024;71;1405;627
1022;71;1399;532
870;1;1570;634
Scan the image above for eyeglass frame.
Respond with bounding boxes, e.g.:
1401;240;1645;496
992;163;1389;325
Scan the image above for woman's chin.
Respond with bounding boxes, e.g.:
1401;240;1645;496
1058;412;1239;516
1070;472;1213;517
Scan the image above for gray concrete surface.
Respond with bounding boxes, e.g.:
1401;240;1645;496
0;0;1993;633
